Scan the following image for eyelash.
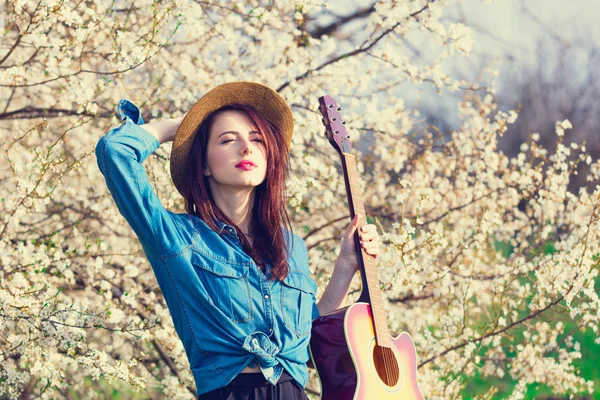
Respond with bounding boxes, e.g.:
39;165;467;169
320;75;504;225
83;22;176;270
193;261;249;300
222;139;263;144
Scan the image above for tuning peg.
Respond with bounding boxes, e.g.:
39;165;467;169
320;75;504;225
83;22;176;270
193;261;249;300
341;120;346;125
336;106;342;111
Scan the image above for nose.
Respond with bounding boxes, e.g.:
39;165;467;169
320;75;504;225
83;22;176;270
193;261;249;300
239;137;253;155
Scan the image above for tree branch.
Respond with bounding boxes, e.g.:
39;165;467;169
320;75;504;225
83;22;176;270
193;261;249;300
418;294;565;368
276;1;436;93
0;106;112;120
308;3;377;39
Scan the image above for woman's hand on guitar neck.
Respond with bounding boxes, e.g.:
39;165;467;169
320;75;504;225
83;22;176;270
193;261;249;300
316;215;381;315
336;214;380;274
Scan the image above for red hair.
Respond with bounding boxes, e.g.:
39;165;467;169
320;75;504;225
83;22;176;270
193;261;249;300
182;104;294;281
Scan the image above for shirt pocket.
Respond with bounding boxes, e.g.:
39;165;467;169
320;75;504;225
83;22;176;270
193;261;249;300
280;271;317;338
191;251;253;324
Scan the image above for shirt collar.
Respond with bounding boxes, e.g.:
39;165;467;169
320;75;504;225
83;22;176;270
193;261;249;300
212;217;234;236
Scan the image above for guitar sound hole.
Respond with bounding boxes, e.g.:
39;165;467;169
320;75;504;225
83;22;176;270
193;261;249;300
372;345;400;386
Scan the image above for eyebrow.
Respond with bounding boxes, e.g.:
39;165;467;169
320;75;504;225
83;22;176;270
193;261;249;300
218;130;261;138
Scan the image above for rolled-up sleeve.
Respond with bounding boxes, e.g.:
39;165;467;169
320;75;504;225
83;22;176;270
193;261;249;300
95;99;185;258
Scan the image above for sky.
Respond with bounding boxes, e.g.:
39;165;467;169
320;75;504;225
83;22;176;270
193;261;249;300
312;0;600;128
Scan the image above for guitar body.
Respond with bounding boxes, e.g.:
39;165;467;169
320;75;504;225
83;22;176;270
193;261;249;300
309;303;424;400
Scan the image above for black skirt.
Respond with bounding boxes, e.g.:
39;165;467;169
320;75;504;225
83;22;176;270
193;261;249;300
197;370;309;400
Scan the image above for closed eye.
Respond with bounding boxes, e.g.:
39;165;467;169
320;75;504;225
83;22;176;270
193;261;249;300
222;139;264;144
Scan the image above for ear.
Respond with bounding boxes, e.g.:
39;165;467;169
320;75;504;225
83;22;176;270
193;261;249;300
203;167;212;177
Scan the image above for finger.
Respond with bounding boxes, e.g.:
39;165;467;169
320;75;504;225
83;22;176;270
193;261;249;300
347;214;361;237
359;232;378;242
365;242;379;250
361;224;376;233
361;241;379;251
369;248;380;257
362;246;379;257
366;240;379;247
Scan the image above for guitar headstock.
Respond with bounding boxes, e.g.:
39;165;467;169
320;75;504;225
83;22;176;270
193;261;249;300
318;95;352;155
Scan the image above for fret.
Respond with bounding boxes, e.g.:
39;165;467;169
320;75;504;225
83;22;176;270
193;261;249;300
352;208;366;220
348;175;360;185
348;173;360;182
363;277;380;287
365;282;379;290
351;203;364;212
370;297;385;306
372;311;387;319
374;320;388;328
374;319;390;328
364;272;379;280
364;279;379;288
348;179;361;190
352;193;363;200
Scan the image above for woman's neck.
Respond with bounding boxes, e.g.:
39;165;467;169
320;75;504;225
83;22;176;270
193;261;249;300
209;186;256;234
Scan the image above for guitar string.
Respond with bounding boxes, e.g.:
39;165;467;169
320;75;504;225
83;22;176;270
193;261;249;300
384;337;391;384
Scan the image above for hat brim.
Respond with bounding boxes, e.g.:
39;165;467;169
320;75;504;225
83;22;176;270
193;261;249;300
170;81;294;198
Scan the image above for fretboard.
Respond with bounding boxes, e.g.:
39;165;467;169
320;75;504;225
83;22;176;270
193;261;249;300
341;152;391;347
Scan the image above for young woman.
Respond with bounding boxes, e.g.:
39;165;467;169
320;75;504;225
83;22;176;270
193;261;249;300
95;81;380;400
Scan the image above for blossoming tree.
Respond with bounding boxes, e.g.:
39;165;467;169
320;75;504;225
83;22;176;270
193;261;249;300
1;0;598;399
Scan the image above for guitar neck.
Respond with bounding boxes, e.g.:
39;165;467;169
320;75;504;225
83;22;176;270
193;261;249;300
341;152;392;347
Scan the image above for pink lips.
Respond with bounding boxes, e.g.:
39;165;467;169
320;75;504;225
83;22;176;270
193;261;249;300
236;161;257;170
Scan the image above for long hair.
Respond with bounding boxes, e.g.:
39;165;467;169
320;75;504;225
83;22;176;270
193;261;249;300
182;104;294;281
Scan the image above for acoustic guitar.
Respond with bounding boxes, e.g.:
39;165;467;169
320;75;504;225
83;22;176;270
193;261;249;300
308;95;425;400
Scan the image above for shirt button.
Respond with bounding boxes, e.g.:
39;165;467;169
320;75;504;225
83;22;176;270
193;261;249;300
264;295;269;299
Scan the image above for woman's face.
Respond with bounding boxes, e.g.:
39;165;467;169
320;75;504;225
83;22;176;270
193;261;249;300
204;110;268;191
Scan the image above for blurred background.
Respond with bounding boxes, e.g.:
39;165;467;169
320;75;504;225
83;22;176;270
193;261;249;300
305;0;600;194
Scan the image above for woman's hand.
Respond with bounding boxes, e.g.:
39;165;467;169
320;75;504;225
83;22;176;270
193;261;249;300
336;214;381;274
316;214;381;315
141;114;186;144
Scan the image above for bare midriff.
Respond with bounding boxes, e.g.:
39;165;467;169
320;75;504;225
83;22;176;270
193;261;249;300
240;365;261;373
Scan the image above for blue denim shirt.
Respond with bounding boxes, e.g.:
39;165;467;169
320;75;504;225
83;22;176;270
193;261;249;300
95;99;320;397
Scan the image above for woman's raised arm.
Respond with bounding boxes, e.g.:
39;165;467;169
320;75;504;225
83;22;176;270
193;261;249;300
139;114;183;145
95;99;190;259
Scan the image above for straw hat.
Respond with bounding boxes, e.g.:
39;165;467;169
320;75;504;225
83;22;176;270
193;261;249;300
170;81;294;198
